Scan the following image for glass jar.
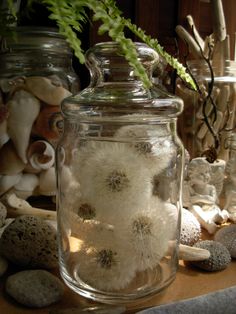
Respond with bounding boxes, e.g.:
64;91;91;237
57;42;184;304
177;59;236;162
0;27;79;207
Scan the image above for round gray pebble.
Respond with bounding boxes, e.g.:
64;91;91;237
0;202;7;228
190;240;231;271
214;224;236;258
180;208;201;246
0;255;8;276
6;270;64;308
0;215;58;269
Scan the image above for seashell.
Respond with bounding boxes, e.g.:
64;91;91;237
0;105;10;148
25;76;71;106
178;244;210;261
27;140;55;171
0;120;10;149
7;90;40;163
32;106;63;142
14;173;39;199
0;173;22;196
38;167;56;196
0;141;26;175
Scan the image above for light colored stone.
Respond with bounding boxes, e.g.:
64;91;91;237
6;270;64;308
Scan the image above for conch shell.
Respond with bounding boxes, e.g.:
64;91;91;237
33;105;63;142
0;141;25;175
25;76;71;106
0;173;22;196
7;90;40;163
27;140;55;171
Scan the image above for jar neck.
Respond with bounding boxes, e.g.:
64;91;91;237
85;42;159;86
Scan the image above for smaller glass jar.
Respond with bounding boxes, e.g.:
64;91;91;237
177;59;236;162
0;27;79;206
57;42;184;304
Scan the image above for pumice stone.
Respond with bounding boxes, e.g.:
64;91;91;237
214;224;236;258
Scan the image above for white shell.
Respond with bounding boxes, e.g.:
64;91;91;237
0;173;22;196
7;90;40;163
0;141;25;175
38;167;56;196
27;140;55;170
25;76;71;106
14;173;39;199
0;120;9;149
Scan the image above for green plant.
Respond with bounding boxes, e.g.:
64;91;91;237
6;0;196;90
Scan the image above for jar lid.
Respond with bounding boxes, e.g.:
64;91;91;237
0;26;72;55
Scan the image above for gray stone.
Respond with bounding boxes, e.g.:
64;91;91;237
214;224;236;258
191;240;231;271
0;255;8;276
0;202;7;228
0;215;58;269
6;270;64;308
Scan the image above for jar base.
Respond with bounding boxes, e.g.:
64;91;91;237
59;262;176;305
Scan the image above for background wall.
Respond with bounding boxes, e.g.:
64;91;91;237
19;0;236;87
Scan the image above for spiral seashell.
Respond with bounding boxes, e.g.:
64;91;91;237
27;140;55;171
0;173;22;196
7;90;40;163
38;167;56;196
25;76;71;106
33;106;63;142
0;141;25;175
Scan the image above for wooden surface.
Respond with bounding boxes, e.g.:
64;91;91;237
0;248;236;313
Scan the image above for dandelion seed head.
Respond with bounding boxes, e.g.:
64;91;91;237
78;203;96;220
96;249;117;269
134;141;153;155
132;216;153;237
106;170;130;192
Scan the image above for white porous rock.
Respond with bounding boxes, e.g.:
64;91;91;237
214;224;236;258
6;270;64;308
180;208;201;246
0;255;8;276
0;201;7;227
0;215;58;269
0;218;15;238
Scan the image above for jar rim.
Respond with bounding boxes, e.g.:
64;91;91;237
1;26;72;55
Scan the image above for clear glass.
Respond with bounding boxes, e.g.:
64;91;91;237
0;27;79;205
177;59;236;161
57;42;184;304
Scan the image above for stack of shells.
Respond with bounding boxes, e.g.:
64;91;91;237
0;75;72;202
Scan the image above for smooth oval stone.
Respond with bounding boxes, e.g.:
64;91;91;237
0;215;58;269
6;270;64;308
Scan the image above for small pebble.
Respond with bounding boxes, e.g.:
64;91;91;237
0;202;7;228
0;215;58;269
6;270;64;308
0;255;8;276
190;240;231;271
214;224;236;258
180;208;201;246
